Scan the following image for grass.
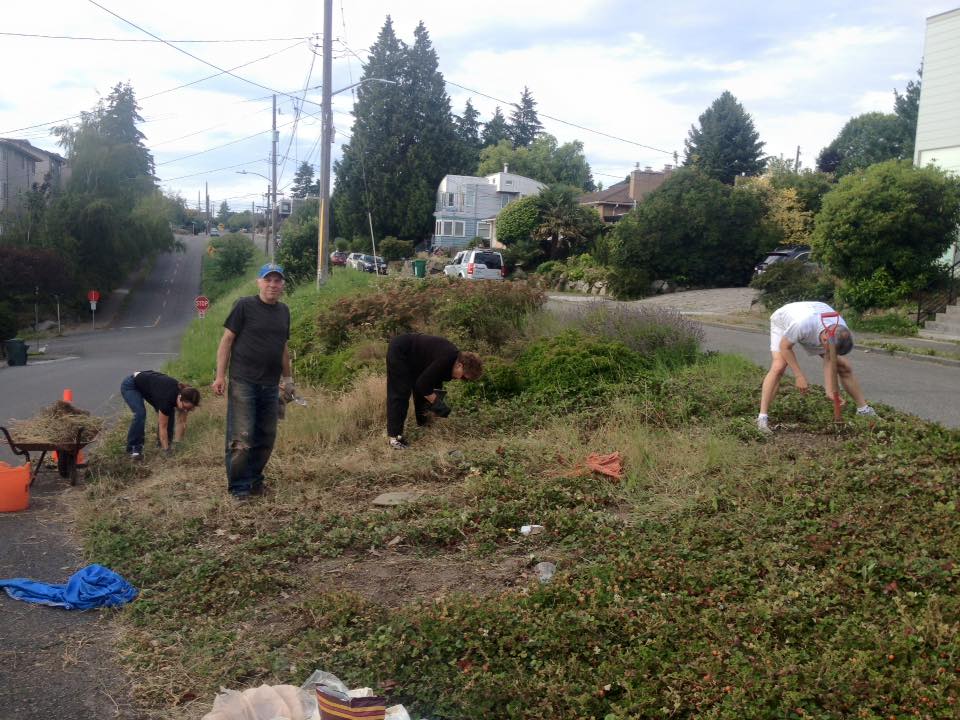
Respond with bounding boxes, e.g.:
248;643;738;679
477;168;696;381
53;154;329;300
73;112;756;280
77;279;960;719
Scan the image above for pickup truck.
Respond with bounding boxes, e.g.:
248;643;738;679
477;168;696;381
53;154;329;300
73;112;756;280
443;249;505;280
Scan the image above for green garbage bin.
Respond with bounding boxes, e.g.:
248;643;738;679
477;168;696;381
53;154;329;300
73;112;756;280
412;259;427;278
5;338;28;367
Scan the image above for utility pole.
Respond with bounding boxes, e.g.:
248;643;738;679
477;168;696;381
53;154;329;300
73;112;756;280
316;0;333;288
251;201;255;246
795;145;801;172
205;182;210;235
271;94;278;261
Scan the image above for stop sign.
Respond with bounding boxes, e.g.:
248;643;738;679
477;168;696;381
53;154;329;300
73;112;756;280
87;289;100;302
195;295;210;312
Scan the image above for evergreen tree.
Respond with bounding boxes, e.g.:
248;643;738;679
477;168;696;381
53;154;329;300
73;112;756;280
217;200;230;225
508;86;543;148
332;16;407;240
684;91;765;184
453;98;482;172
333;18;459;241
481;106;510;148
894;66;921;158
290;161;316;198
395;21;460;238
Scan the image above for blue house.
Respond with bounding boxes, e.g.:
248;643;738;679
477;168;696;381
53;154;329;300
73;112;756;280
432;165;546;250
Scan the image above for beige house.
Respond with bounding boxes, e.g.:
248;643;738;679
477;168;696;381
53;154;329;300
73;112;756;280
579;164;675;222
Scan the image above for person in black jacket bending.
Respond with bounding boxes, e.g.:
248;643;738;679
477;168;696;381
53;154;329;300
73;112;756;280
386;333;483;449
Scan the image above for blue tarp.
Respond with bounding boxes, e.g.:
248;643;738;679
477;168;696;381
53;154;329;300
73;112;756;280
0;564;138;610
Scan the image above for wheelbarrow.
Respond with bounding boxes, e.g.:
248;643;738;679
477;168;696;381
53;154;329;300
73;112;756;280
0;426;92;486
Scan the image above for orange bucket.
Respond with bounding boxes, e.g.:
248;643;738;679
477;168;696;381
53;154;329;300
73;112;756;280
0;461;30;512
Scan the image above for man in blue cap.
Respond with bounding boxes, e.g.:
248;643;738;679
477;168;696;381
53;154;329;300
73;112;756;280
212;262;293;498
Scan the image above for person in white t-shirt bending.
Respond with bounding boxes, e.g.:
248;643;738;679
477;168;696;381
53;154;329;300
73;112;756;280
757;301;878;433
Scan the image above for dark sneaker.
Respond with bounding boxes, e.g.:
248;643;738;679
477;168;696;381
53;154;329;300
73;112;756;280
250;483;269;497
230;491;251;502
129;451;143;462
389;436;409;450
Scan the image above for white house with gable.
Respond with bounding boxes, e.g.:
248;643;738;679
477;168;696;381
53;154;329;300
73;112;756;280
914;6;960;265
432;165;546;250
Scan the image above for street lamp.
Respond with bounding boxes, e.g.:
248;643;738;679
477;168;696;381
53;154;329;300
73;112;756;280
237;170;275;259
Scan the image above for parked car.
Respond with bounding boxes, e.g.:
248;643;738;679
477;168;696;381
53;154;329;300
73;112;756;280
443;249;506;280
210;228;221;237
359;254;388;274
753;246;812;277
346;252;364;269
330;250;348;266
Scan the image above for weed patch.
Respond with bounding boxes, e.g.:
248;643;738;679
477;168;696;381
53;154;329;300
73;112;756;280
76;278;960;719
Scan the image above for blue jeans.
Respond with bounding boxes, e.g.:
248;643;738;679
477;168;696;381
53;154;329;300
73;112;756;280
225;378;279;495
121;375;146;453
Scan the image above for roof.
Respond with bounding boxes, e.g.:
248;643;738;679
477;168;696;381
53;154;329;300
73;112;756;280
579;180;631;206
0;138;47;162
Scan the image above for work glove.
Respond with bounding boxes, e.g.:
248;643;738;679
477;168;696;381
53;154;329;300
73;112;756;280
430;389;451;418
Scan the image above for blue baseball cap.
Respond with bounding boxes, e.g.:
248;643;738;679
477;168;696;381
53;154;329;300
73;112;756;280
257;262;285;279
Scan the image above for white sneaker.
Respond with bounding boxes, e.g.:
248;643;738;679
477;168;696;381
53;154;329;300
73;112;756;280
757;416;772;434
857;406;878;418
389;436;409;450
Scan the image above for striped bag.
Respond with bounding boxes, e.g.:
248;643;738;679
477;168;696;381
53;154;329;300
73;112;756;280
316;687;387;720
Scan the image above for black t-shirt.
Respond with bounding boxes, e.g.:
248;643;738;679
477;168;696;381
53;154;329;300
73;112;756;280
389;334;459;396
224;295;290;384
133;371;180;416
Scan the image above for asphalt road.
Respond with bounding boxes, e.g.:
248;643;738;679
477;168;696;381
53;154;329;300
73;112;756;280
0;234;207;719
699;323;960;429
0;234;207;462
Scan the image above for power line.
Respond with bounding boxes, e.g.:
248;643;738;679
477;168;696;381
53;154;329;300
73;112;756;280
158;159;265;182
149;107;272;148
444;79;674;156
87;1;324;110
0;40;303;135
277;43;319;187
0;31;313;43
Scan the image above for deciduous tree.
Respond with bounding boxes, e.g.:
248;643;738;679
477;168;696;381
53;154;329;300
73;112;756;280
816;113;907;177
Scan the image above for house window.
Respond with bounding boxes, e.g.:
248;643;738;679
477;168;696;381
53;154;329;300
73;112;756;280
505;179;513;186
465;190;473;208
500;195;511;208
477;221;491;239
444;192;456;207
435;220;441;235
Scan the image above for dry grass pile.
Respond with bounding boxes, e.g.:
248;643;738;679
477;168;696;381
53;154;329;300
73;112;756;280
9;400;104;445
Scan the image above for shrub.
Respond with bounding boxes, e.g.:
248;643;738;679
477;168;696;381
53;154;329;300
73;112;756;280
514;331;649;401
812;160;960;296
495;195;540;245
334;237;349;251
0;301;18;341
210;234;255;281
608;267;652;300
847;308;918;336
314;279;545;352
572;303;703;367
275;217;318;285
750;259;835;310
835;267;910;314
378;237;414;261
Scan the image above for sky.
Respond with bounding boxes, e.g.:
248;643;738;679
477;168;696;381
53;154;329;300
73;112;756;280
1;0;956;214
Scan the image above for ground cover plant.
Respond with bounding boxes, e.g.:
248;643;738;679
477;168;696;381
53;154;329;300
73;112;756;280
78;279;960;719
